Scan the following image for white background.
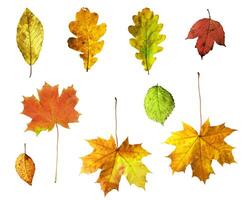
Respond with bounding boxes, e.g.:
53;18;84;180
0;0;247;199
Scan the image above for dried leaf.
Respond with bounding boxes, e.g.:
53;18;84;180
186;10;225;58
68;8;106;71
15;153;35;185
16;8;44;77
22;82;80;135
82;136;150;195
166;119;236;182
128;8;166;74
144;85;174;125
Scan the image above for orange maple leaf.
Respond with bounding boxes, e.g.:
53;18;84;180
22;83;80;183
22;83;80;135
186;9;225;58
166;119;236;182
82;136;150;195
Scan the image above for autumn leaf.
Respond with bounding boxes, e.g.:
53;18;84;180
68;8;106;71
166;119;236;182
186;9;225;58
22;83;80;182
82;136;150;195
81;98;150;195
128;8;166;74
144;85;175;125
15;144;35;185
16;8;44;77
22;83;79;134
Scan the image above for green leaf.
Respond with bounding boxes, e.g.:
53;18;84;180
16;8;44;77
144;85;175;125
128;8;166;74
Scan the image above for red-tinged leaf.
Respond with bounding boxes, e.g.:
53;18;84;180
186;9;225;58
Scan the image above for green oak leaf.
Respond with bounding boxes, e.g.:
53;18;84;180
144;85;175;125
128;8;166;74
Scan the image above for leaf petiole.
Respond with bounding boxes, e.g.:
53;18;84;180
207;9;211;19
29;64;32;78
197;72;203;130
114;97;118;147
54;123;59;183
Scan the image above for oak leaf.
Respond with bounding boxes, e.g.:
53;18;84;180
166;119;235;182
16;8;44;77
128;8;166;74
186;10;225;58
15;151;35;185
81;136;150;195
22;83;80;135
68;8;106;71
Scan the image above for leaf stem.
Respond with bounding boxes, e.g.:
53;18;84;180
207;9;211;19
114;97;118;147
24;143;26;154
29;65;32;78
54;123;59;183
197;72;203;129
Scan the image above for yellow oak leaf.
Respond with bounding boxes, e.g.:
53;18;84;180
81;136;150;195
68;8;106;71
166;119;236;182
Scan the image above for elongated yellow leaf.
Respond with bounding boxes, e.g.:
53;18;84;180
16;8;44;77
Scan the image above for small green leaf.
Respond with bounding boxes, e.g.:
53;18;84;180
144;85;175;125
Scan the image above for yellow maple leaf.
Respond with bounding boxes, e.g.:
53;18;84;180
68;8;106;71
81;136;150;195
166;119;236;182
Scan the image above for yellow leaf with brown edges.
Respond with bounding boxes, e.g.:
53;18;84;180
68;8;106;71
166;119;236;182
81;136;150;195
15;153;35;185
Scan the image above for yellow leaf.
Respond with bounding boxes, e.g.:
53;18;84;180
166;119;236;182
68;8;106;71
16;8;44;77
15;153;35;185
81;136;150;195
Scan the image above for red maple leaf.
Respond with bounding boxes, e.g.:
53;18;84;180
186;9;225;58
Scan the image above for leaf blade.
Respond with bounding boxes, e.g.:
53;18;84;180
68;8;106;71
186;14;225;58
15;153;35;185
16;8;44;75
22;83;80;135
166;120;236;182
128;8;166;73
144;85;175;124
81;136;150;195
